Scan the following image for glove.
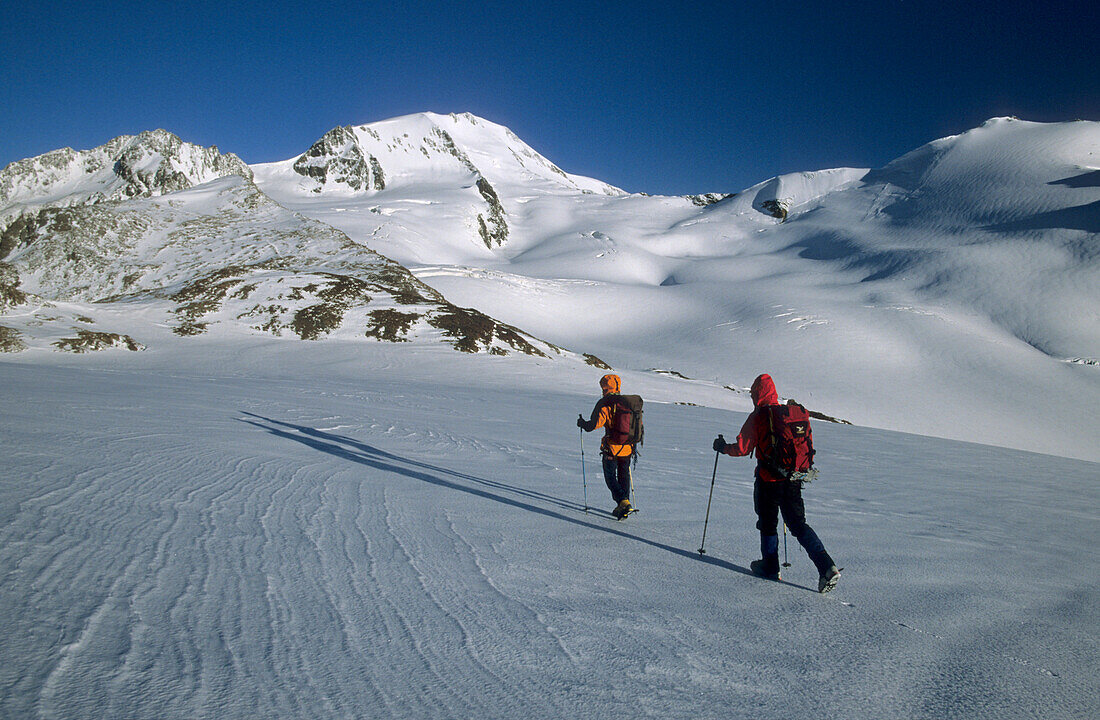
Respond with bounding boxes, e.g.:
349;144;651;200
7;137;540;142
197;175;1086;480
577;414;586;429
712;435;726;453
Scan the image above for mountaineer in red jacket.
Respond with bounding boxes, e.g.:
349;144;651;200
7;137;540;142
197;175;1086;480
713;373;840;593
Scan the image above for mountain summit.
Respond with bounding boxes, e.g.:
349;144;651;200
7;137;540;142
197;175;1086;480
282;112;623;198
255;112;624;253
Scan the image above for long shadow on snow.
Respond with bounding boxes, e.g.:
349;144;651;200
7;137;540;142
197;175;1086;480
243;412;588;513
241;413;758;580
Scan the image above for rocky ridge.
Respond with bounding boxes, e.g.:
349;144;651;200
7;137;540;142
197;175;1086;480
0;136;568;359
1;130;252;215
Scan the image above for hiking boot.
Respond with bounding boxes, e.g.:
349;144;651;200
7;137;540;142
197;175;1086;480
612;499;632;519
750;559;781;581
818;565;841;593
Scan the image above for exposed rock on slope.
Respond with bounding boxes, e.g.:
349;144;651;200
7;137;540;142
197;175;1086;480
0;261;27;311
475;176;508;248
293;126;386;192
1;130;252;219
0;165;563;357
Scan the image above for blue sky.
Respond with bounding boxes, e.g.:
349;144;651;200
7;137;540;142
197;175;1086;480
2;0;1096;195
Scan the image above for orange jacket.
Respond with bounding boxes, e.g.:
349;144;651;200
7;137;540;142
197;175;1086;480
582;374;633;457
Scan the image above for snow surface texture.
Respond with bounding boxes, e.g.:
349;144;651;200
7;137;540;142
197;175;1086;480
1;344;1097;719
2;113;1098;461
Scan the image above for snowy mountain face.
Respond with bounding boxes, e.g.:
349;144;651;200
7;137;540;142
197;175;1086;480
0;129;252;222
260;112;623;254
2;114;1098;462
2;113;1097;720
0;129;570;359
256;115;1100;462
1;130;255;316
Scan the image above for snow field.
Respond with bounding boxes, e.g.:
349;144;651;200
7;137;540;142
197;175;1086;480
5;115;1098;462
251;118;1100;462
2;344;1097;719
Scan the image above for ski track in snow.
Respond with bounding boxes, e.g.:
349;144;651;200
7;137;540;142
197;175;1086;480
1;357;1097;719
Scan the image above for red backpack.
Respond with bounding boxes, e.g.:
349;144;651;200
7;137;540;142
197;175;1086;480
603;394;644;448
761;400;815;479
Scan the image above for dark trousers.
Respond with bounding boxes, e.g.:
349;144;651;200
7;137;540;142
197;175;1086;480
602;455;632;504
754;477;834;575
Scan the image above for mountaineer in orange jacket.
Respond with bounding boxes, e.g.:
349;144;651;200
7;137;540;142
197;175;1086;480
577;374;634;518
713;373;840;592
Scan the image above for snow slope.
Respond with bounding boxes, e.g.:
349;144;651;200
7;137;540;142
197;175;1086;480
254;115;1100;462
3;114;1098;463
1;343;1097;719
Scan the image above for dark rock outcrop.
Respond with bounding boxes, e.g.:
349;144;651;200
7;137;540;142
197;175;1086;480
293;126;385;192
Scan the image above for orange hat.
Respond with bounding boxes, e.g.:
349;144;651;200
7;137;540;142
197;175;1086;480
599;374;621;394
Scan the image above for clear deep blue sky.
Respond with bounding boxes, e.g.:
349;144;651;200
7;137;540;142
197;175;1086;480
2;0;1096;195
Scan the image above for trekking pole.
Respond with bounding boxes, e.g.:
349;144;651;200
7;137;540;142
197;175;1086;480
782;523;791;568
629;462;637;510
580;428;588;513
698;436;724;555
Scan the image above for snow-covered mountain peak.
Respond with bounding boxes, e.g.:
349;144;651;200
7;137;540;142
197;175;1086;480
864;118;1100;201
268;111;624;198
254;112;626;255
2;115;1098;463
0;130;253;221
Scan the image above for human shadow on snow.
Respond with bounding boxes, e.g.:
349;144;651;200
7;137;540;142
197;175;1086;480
242;412;592;514
241;412;759;581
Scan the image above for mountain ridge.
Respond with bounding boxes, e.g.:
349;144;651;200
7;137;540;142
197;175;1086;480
1;113;1097;461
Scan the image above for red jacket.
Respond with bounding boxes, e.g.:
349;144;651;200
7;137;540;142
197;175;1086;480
721;373;784;482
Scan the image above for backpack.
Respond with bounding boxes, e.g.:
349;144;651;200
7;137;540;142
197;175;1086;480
603;393;644;449
761;400;815;480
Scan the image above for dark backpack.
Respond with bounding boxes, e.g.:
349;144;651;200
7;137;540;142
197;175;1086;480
603;393;644;449
761;400;815;479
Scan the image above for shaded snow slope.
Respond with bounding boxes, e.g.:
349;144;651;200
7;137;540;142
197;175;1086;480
1;346;1096;719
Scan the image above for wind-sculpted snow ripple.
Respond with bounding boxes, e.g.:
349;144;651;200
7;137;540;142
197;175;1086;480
1;359;1097;719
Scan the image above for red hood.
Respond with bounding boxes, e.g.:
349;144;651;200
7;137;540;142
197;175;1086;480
751;374;779;407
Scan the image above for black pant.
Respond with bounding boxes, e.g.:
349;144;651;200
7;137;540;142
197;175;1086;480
754;477;834;575
602;455;631;504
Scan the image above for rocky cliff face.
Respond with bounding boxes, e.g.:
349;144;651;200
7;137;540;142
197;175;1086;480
292;126;386;192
